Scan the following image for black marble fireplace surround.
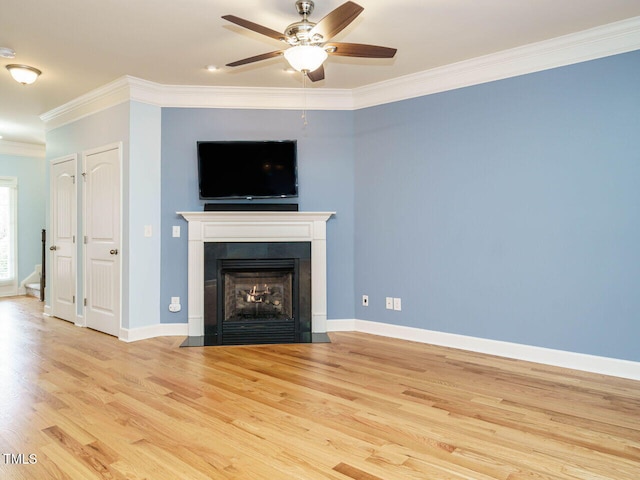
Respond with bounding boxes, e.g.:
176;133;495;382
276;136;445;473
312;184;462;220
203;242;311;345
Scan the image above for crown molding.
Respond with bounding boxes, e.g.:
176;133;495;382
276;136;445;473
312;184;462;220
40;76;132;131
40;15;640;130
0;140;46;158
353;15;640;109
126;76;354;111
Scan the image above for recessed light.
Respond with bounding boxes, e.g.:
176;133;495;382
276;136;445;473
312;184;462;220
0;47;16;59
206;65;218;72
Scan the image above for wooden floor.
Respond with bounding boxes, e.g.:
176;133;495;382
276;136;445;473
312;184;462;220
1;296;639;479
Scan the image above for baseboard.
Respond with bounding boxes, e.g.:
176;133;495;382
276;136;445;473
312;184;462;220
120;323;189;343
326;319;640;381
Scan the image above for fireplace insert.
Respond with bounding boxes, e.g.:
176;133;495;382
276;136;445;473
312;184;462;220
202;242;312;345
219;259;298;344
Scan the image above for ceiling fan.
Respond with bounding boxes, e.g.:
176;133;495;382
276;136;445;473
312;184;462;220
222;0;397;82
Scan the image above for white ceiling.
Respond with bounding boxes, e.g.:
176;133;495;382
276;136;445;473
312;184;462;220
2;0;640;146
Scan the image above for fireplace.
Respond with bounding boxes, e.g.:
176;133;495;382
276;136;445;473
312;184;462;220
203;242;311;345
178;211;334;345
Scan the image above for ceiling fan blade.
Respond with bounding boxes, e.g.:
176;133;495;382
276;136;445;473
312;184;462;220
306;65;325;82
325;42;397;58
309;1;364;41
226;51;284;67
222;15;285;42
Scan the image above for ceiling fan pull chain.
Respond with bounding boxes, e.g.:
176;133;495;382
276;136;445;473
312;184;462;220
301;71;308;126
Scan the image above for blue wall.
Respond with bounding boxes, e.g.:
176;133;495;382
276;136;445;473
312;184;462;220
160;108;355;324
354;51;640;361
0;153;46;284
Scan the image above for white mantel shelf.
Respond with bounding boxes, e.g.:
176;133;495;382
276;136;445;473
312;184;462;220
179;211;335;337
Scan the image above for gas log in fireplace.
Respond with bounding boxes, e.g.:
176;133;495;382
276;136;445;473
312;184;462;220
203;242;311;345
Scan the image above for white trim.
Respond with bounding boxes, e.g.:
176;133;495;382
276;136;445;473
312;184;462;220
41;78;132;132
326;319;640;381
127;76;354;111
43;304;53;317
352;15;640;109
0;140;46;158
39;16;640;129
119;323;189;343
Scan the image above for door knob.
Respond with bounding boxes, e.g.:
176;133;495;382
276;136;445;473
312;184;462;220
49;245;57;251
110;249;119;255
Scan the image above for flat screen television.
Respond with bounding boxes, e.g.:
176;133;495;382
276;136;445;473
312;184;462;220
197;140;298;200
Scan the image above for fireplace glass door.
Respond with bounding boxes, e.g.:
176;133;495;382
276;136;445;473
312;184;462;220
218;258;299;344
223;270;293;322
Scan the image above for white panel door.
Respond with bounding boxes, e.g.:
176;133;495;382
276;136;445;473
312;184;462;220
50;156;77;322
83;144;121;337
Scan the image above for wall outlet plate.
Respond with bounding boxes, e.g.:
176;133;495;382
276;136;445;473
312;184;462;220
386;297;393;309
362;295;369;306
393;297;402;311
169;303;181;312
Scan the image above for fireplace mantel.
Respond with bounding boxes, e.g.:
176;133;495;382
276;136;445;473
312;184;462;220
179;211;335;337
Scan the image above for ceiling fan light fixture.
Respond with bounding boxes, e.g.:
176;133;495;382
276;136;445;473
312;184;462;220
6;64;42;85
284;45;327;72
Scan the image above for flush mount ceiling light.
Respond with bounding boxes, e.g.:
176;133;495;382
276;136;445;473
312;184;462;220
6;64;42;85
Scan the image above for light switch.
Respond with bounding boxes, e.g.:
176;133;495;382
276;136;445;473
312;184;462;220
172;226;180;238
144;225;152;237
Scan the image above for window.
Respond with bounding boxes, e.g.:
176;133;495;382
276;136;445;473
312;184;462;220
0;177;17;294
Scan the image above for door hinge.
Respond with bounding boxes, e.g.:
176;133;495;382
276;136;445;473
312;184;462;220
71;175;76;184
84;298;87;307
84;236;88;244
73;235;75;243
72;295;75;304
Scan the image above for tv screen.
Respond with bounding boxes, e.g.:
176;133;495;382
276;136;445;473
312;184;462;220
197;140;298;200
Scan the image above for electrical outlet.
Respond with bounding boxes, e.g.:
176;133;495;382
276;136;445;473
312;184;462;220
362;295;369;307
393;297;402;311
386;297;393;309
169;296;181;313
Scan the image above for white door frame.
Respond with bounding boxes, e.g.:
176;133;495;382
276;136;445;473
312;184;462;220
82;142;123;336
49;154;78;323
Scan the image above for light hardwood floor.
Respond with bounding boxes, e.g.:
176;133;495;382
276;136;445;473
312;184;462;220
1;296;639;479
